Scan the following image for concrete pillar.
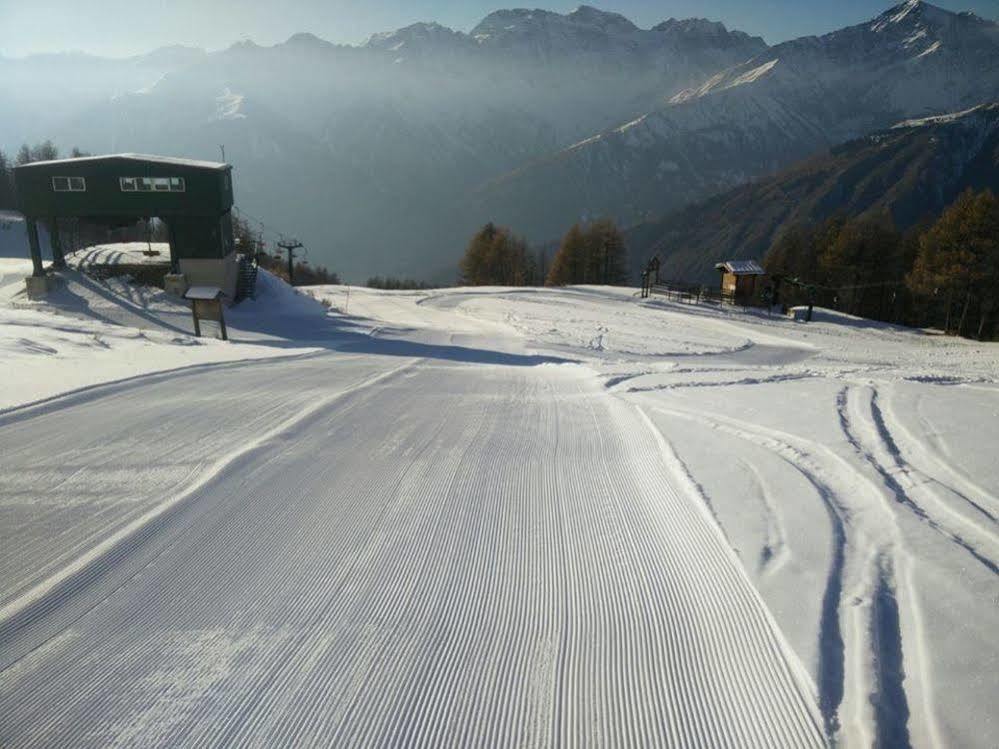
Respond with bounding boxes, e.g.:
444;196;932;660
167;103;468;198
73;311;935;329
49;218;67;269
26;218;45;277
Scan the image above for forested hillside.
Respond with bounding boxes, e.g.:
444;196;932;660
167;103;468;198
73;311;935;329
627;103;999;282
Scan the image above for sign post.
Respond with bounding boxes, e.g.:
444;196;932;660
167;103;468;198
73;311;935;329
184;286;228;341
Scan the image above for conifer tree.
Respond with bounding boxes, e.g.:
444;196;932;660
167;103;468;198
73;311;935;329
587;218;628;284
546;223;587;286
459;223;533;286
908;189;999;337
547;220;627;286
819;216;900;314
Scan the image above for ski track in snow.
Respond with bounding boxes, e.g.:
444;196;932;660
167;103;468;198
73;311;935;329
836;386;998;576
643;404;857;738
0;354;825;747
738;459;790;576
641;377;993;748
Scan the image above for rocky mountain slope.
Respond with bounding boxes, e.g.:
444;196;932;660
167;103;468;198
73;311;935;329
626;102;999;281
473;1;999;245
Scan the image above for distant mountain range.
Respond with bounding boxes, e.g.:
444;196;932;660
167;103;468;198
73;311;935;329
1;2;997;282
626;102;999;281
473;2;999;239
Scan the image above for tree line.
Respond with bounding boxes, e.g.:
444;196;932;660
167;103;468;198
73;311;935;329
0;141;92;209
366;276;438;290
764;188;999;340
458;219;627;287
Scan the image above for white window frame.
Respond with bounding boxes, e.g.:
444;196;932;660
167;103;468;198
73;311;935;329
120;176;186;193
52;176;86;192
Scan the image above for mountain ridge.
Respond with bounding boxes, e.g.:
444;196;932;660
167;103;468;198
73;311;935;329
625;101;999;282
467;0;999;255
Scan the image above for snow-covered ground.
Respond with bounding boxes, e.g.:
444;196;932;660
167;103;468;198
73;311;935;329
0;259;323;411
1;276;996;747
309;284;999;748
66;241;173;268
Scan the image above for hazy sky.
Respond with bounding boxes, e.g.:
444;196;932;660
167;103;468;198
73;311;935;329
1;0;997;57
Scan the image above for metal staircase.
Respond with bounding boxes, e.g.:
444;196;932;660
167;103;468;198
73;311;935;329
234;253;258;303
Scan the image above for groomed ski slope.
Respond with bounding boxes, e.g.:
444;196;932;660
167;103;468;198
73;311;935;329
1;353;824;746
2;276;997;747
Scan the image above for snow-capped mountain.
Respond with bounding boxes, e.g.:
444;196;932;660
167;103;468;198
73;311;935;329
472;0;999;246
626;102;999;281
368;6;765;69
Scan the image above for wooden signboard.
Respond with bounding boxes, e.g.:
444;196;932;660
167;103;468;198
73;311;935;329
184;286;228;340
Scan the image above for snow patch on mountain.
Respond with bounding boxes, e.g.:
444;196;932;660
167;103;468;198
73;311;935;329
727;58;780;88
917;39;942;56
871;0;954;33
893;101;998;128
214;88;246;121
615;114;648;133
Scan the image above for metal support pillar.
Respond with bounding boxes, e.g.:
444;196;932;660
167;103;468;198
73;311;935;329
167;220;180;274
49;218;66;269
26;218;45;277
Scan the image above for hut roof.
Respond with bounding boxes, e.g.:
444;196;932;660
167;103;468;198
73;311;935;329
715;260;765;276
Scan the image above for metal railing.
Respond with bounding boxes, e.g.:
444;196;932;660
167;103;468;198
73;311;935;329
234;253;259;303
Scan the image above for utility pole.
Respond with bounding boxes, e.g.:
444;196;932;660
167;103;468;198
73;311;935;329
278;239;304;285
219;144;226;163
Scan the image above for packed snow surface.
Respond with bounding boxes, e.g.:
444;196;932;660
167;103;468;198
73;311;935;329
0;261;319;410
66;242;172;267
1;278;997;747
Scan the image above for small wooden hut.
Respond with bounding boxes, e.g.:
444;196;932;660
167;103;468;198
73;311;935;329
715;260;765;306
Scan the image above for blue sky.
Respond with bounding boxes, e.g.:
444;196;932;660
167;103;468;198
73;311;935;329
1;0;996;57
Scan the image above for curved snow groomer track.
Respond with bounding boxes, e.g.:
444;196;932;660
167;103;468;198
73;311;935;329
0;355;825;747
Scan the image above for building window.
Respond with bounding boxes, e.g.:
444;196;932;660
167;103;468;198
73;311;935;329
120;177;185;193
52;176;86;192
